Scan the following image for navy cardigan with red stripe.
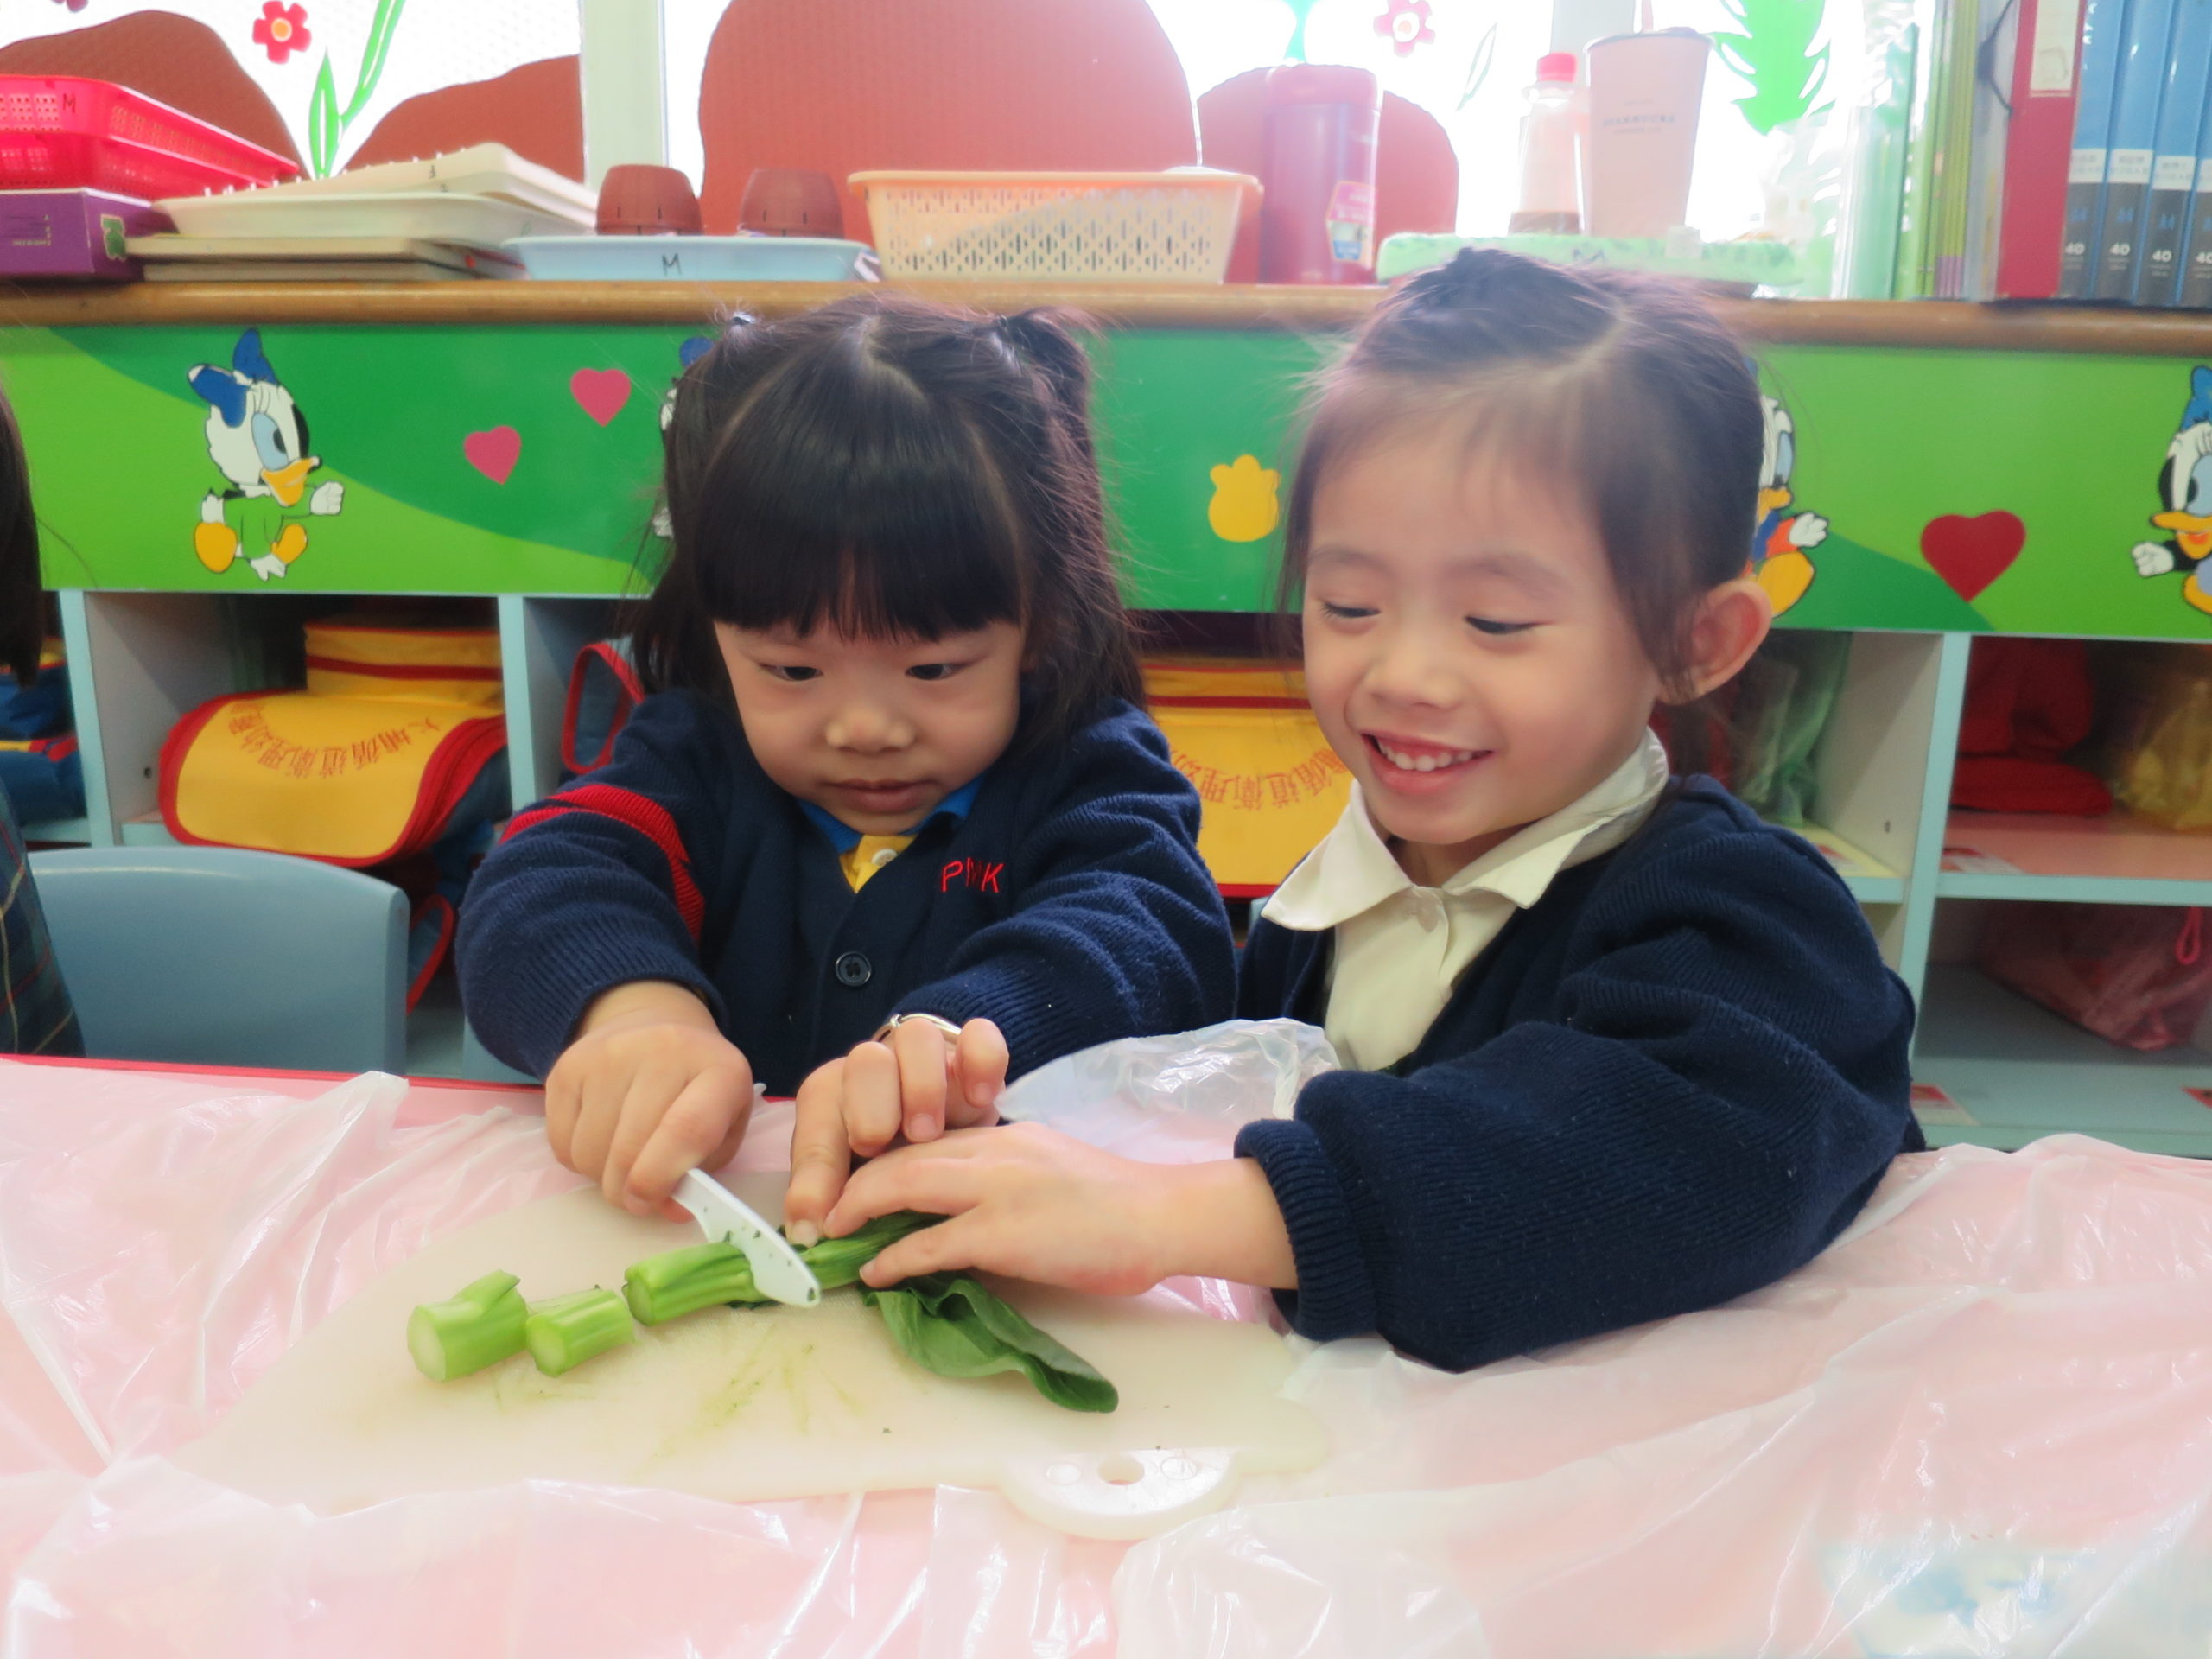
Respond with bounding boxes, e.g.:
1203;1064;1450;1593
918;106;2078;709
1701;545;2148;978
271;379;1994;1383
456;690;1236;1092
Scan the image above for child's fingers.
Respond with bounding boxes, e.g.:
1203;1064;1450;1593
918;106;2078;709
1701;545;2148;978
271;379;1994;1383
624;1060;753;1213
600;1066;689;1210
565;1065;631;1183
890;1018;951;1141
948;1020;1008;1125
842;1039;904;1156
783;1060;855;1247
860;1211;984;1287
543;1057;582;1170
825;1135;993;1235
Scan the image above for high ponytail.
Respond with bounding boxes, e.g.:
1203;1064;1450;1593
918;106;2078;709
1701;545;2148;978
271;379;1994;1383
996;309;1096;444
1366;246;1623;371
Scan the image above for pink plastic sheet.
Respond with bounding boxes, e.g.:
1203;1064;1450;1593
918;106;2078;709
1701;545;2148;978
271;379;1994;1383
5;1038;2212;1656
0;1059;1132;1657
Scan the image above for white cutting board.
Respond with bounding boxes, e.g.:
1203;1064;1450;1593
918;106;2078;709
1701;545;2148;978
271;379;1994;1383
173;1181;1326;1540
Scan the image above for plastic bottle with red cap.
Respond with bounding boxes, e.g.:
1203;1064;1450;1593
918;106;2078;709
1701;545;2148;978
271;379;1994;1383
1258;63;1381;284
1510;52;1582;236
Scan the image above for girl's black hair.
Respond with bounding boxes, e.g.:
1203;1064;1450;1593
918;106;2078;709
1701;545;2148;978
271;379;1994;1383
0;388;42;685
631;292;1142;754
1281;247;1764;696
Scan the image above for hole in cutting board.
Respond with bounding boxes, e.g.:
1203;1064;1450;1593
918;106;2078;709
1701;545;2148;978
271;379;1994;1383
1097;1452;1144;1485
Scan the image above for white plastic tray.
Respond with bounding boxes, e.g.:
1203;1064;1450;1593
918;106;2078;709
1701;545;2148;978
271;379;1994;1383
198;143;594;224
158;191;582;248
126;234;518;269
506;235;877;282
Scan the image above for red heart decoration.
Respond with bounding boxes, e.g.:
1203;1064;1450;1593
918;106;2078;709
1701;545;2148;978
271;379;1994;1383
569;366;632;427
1919;511;2024;601
463;425;522;485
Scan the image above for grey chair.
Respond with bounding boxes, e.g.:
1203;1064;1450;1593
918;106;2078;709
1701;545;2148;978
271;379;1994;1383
28;845;406;1073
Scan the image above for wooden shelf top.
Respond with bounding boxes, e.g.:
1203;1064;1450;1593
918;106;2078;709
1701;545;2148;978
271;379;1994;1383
3;277;2212;353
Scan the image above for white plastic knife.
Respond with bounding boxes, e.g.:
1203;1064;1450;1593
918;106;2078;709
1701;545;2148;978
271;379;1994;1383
677;1168;822;1308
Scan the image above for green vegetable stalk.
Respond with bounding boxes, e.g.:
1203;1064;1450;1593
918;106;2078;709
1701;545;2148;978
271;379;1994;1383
523;1287;634;1376
623;1240;759;1325
793;1211;945;1290
419;1211;1118;1413
864;1274;1119;1414
407;1269;527;1381
623;1210;945;1324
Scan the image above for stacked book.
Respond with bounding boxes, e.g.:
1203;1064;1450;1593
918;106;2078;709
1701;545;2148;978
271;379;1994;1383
2047;0;2212;302
128;144;592;282
1892;0;2212;304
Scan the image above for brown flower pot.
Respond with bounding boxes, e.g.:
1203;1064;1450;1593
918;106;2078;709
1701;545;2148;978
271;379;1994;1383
596;164;704;235
737;168;843;237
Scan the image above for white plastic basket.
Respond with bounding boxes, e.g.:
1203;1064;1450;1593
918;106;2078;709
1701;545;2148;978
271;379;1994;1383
849;168;1255;283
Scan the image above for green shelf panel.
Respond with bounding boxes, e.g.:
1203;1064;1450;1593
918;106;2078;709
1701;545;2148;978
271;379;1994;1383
4;315;2212;638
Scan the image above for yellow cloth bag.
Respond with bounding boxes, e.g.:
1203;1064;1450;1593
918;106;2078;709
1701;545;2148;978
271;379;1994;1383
161;620;506;866
1144;656;1350;894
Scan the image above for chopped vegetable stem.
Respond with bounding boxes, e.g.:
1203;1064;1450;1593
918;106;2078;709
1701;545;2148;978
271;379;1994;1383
623;1243;759;1325
407;1269;527;1381
524;1287;634;1376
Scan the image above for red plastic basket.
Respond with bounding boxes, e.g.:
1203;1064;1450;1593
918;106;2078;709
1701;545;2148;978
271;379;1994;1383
0;77;296;196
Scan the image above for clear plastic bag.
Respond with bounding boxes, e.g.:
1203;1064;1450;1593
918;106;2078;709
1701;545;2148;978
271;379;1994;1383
998;1019;1338;1162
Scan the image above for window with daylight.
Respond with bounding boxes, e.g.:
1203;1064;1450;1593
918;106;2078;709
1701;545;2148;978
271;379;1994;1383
2;0;1846;248
0;1;581;177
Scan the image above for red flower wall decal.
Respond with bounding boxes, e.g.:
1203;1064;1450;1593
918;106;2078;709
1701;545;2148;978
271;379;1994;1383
1376;0;1436;57
253;2;312;65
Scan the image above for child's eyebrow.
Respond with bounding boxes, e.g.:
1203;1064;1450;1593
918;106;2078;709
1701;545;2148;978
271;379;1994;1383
1305;544;1383;573
1306;544;1570;601
1446;550;1570;597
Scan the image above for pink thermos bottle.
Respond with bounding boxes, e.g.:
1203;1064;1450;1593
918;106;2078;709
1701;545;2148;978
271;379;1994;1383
1259;64;1382;283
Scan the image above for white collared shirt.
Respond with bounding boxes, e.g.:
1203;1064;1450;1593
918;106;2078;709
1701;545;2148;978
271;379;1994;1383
1262;730;1670;1071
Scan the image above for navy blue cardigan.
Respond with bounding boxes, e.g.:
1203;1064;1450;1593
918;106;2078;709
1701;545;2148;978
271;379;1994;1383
1235;779;1920;1374
458;690;1236;1092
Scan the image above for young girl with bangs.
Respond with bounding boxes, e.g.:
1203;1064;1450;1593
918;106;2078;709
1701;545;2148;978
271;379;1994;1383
817;251;1921;1370
458;295;1235;1231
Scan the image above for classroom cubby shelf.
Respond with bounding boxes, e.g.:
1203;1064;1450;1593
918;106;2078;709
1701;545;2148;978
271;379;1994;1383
16;283;2212;1142
1913;965;2212;1157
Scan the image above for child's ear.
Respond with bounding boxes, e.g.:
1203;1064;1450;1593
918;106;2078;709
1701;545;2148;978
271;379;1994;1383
1669;576;1771;703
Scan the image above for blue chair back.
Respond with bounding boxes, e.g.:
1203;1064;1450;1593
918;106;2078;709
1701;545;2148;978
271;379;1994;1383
27;846;406;1073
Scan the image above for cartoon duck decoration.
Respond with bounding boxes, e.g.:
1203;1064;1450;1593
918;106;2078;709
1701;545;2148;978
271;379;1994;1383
2131;365;2212;615
188;328;343;582
1749;395;1827;616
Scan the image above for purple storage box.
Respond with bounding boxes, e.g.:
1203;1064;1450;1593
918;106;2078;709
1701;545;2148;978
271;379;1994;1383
0;188;172;280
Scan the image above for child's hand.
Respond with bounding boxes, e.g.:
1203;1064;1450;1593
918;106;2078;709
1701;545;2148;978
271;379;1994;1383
544;981;755;1219
782;1017;1007;1244
819;1122;1300;1295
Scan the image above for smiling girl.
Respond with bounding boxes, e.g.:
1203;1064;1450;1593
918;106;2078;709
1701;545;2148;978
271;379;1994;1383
820;251;1920;1370
457;296;1235;1227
